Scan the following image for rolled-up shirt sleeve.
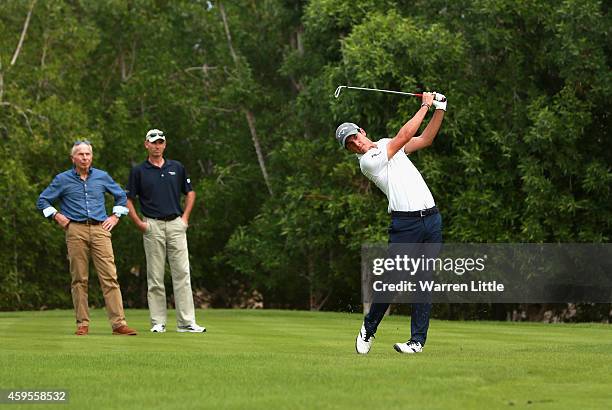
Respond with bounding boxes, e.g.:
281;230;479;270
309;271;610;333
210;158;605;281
37;175;63;218
103;172;129;216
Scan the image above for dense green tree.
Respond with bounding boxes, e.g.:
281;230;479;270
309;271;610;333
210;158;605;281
0;0;609;320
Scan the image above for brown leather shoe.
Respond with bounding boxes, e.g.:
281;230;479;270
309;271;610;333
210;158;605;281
112;325;137;335
75;326;89;336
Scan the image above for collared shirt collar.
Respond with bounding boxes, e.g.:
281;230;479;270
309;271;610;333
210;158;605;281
145;158;167;169
72;166;93;177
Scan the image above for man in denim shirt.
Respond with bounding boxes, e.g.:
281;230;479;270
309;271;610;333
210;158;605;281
37;141;137;336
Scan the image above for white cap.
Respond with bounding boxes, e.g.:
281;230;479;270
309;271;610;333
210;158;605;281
146;129;165;142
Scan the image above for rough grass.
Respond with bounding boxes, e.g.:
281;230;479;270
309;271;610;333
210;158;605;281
0;309;610;409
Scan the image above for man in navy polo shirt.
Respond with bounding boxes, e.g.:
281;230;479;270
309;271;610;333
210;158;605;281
336;92;447;355
37;141;137;336
126;129;205;333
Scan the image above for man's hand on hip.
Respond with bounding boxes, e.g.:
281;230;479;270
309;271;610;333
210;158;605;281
102;215;119;231
54;213;70;230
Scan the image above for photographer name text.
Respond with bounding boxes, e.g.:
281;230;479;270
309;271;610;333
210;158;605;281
373;280;504;292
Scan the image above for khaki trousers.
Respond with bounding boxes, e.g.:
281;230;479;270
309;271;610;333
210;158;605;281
65;223;127;329
143;217;195;327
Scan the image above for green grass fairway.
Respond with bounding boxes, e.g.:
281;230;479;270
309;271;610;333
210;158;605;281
1;309;611;409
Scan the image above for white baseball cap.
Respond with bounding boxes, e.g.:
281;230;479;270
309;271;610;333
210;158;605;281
146;129;165;142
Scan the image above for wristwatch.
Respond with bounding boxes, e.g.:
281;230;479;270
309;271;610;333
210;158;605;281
113;213;122;218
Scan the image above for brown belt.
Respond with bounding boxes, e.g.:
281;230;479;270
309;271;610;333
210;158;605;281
71;219;102;225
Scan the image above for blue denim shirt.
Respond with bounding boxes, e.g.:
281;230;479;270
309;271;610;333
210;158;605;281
37;167;129;221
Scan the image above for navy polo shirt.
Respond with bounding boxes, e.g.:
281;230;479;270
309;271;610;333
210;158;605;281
126;159;193;218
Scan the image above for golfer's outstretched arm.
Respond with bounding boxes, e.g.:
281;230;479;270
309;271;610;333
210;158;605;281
404;110;445;153
386;92;434;159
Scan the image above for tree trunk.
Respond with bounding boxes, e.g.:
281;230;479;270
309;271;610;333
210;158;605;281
218;1;273;196
244;110;273;196
10;0;37;66
36;33;49;103
307;252;331;311
119;40;137;82
0;61;4;103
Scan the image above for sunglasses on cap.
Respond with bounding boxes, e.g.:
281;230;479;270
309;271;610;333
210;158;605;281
147;132;164;139
348;128;365;139
73;140;91;145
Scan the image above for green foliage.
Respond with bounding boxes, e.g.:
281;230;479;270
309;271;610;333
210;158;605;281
0;0;609;316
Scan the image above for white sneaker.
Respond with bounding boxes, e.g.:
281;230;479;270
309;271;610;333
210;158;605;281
355;323;374;354
393;340;423;354
177;323;206;333
150;324;166;333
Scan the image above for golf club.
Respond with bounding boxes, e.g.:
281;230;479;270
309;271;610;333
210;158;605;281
334;85;446;102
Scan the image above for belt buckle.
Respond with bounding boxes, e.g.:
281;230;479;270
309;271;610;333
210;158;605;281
419;209;426;218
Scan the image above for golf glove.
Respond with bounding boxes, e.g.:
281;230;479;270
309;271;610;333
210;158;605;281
433;92;447;111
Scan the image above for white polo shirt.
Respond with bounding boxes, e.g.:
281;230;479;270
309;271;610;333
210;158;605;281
358;138;435;213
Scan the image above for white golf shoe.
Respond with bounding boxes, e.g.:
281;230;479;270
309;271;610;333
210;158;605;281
393;340;423;354
150;324;166;333
177;323;206;333
355;323;374;354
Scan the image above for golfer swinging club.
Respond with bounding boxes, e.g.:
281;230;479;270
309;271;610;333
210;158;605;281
335;91;446;354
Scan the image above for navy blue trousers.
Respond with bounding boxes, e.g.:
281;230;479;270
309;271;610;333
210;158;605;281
364;212;442;345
